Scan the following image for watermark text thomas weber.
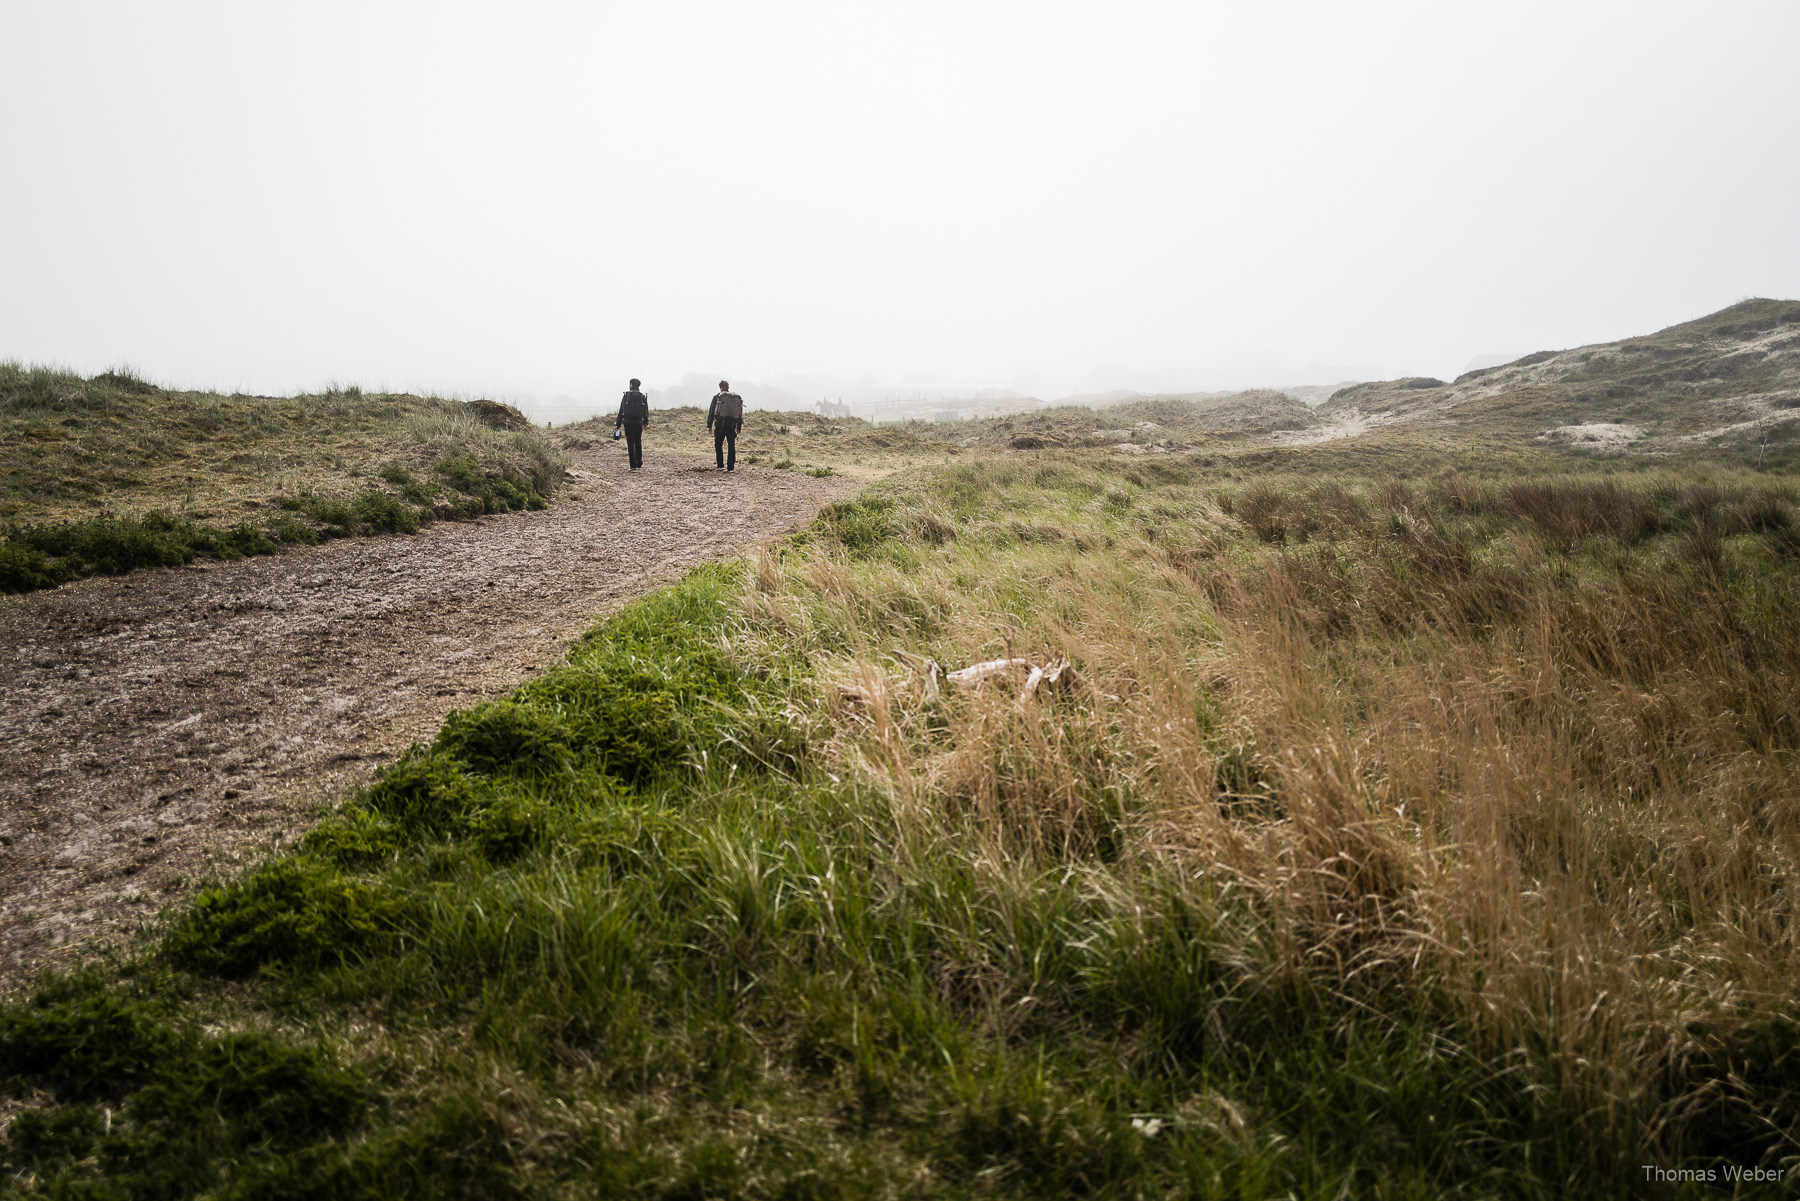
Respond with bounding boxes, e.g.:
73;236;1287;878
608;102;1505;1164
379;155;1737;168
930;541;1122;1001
1643;1164;1786;1185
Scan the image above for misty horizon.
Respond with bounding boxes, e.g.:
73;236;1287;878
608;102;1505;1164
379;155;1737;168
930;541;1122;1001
4;2;1797;416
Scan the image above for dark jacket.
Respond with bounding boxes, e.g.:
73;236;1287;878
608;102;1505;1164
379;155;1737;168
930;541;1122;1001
707;392;743;430
617;390;649;427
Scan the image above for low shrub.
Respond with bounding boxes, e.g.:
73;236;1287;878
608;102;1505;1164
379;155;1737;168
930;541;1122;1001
0;989;365;1197
440;703;578;779
358;748;484;836
0;511;278;593
434;453;545;513
298;809;407;867
380;460;438;505
0;992;177;1101
266;513;322;545
275;488;425;538
164;858;403;978
311;746;594;879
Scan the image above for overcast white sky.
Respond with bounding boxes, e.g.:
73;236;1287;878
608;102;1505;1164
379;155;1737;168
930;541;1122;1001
4;1;1798;414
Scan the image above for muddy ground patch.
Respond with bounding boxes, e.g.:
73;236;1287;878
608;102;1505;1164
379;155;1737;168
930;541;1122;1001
0;445;853;986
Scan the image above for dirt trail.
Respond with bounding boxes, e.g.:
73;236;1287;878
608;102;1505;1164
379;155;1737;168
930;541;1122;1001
0;447;853;986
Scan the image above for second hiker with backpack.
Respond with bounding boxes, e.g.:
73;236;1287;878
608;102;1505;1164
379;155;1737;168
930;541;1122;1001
707;380;744;472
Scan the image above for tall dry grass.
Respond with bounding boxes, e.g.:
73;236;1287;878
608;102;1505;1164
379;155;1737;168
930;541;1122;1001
760;462;1800;1172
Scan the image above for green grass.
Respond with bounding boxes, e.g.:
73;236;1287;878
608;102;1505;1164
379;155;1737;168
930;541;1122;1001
3;449;1797;1196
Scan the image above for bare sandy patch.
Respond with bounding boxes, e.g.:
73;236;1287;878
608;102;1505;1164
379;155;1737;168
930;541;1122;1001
1536;423;1645;447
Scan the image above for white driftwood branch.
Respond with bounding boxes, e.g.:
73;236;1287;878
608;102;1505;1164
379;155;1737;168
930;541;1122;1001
943;657;1074;704
890;649;944;700
1019;664;1044;701
946;657;1031;684
1018;658;1071;703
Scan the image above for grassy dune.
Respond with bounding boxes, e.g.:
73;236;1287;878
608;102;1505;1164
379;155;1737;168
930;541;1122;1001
1320;298;1800;469
3;447;1795;1196
0;364;568;593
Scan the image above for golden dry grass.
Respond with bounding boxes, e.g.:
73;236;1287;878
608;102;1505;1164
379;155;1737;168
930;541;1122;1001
771;454;1800;1171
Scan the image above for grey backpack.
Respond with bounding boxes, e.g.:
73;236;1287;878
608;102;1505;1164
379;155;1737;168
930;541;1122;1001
715;392;744;421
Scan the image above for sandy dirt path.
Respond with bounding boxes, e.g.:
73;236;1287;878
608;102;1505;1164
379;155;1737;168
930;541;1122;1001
0;447;853;986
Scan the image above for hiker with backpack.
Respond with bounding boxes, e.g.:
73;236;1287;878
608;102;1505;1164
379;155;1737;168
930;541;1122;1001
707;380;744;472
616;378;650;471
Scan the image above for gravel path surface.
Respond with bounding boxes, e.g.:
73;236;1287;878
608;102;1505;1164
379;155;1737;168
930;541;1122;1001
0;447;853;987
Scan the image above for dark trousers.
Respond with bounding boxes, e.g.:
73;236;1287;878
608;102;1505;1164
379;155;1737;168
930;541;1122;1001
713;421;738;469
622;422;644;469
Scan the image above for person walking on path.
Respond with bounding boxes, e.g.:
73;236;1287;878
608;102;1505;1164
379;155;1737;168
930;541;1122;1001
707;379;744;472
616;378;650;470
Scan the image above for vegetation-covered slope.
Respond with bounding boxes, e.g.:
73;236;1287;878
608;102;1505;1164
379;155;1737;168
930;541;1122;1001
1320;298;1800;467
5;450;1796;1197
0;364;568;593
